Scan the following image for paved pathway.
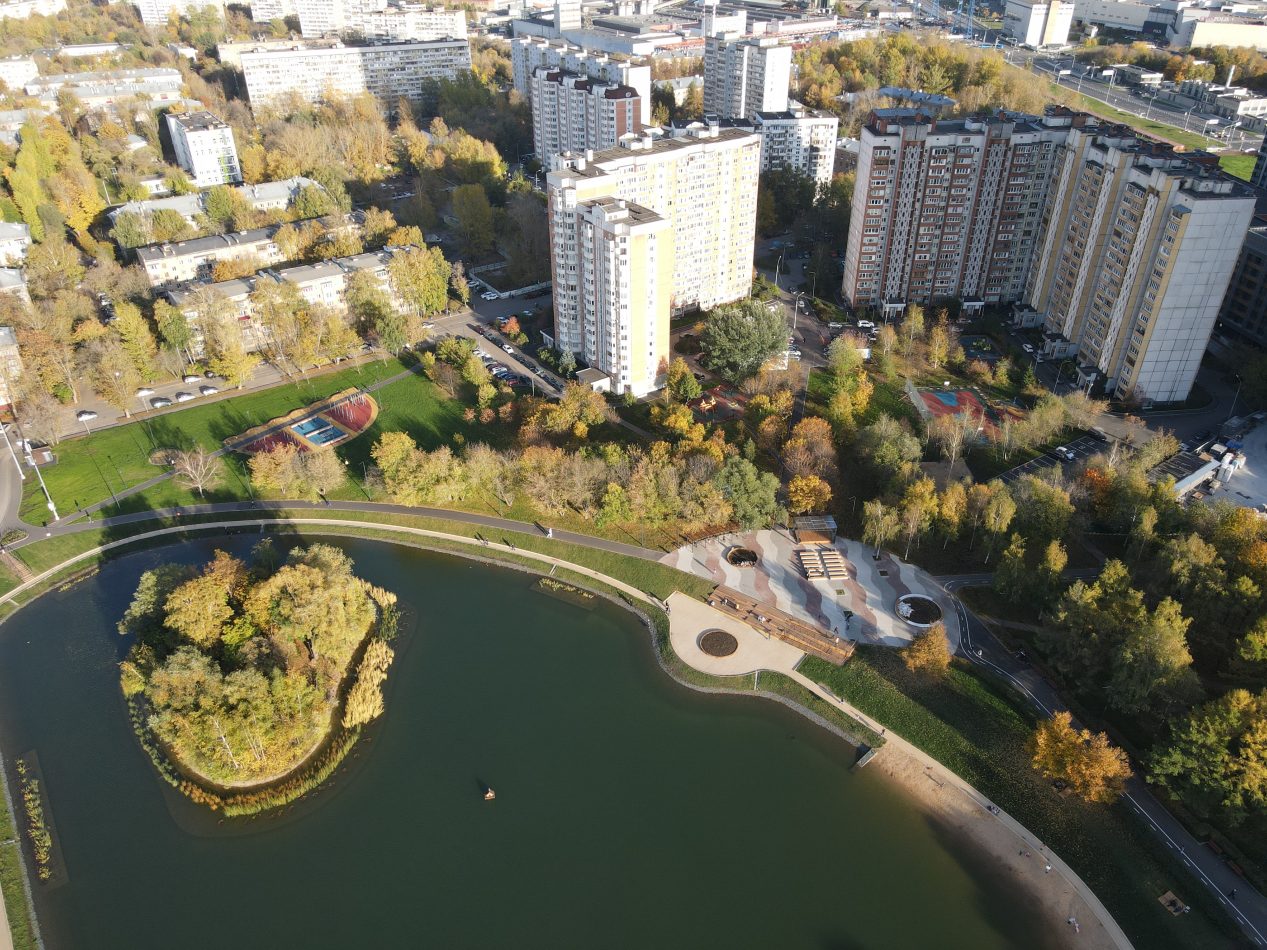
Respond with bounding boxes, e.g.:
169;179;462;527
944;578;1267;947
662;529;960;650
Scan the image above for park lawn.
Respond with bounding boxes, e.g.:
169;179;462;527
802;648;1237;950
1060;88;1217;152
862;374;920;426
21;359;411;524
1219;152;1256;181
0;785;36;950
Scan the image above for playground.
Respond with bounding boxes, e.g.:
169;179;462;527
231;388;379;455
959;334;1002;364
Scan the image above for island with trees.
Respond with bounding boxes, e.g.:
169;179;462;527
117;542;398;815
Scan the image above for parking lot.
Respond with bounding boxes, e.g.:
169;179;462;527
997;434;1104;485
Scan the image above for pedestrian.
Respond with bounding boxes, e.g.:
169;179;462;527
1045;864;1052;874
1229;889;1238;900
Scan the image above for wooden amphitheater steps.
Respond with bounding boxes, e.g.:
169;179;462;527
707;585;855;666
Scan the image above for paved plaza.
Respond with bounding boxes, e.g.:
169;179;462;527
661;529;961;651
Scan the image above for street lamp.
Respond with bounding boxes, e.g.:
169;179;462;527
26;449;57;522
136;387;154;414
0;423;24;482
1227;373;1243;424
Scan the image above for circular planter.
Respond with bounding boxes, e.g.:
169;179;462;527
698;629;739;657
725;547;758;568
895;594;942;629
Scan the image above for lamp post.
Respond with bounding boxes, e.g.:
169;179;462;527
0;424;24;482
136;387;154;415
1227;373;1243;424
26;449;57;522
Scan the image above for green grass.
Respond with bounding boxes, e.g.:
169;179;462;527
1062;88;1220;151
21;359;413;524
0;767;36;950
1219;152;1256;181
801;647;1239;950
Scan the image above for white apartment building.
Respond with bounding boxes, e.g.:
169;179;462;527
108;176;324;226
249;0;296;20
295;0;345;33
0;57;37;90
753;107;838;188
137;225;283;287
24;67;185;109
1025;125;1255;404
134;0;224;25
0;222;31;266
348;3;467;41
547;125;760;395
1170;14;1267;50
511;37;651;126
0;326;23;410
1003;0;1073;46
703;31;791;122
843;109;1071;313
241;40;472;110
529;66;640;160
166;110;241;188
0;0;65;20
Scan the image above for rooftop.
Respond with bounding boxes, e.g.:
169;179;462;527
135;225;278;263
168;109;229;132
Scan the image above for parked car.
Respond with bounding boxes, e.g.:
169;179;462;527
828;322;845;330
136;387;155;400
1022;343;1035;354
480;291;499;301
1054;445;1076;461
199;385;219;396
76;409;98;422
501;344;515;354
182;374;201;383
150;396;173;409
175;391;195;403
856;320;875;330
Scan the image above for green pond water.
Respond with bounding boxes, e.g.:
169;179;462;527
0;535;1061;949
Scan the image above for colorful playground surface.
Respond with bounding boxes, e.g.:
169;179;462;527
689;384;747;422
959;335;1002;364
230;388;378;455
909;384;1000;437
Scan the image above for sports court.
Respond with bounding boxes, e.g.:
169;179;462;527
232;388;378;455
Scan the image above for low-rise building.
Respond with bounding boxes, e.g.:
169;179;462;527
0;269;29;304
0;222;31;265
108;176;324;227
0;326;22;410
23;67;186;109
0;56;37;90
166;110;241;187
241;39;472;111
137;225;283;287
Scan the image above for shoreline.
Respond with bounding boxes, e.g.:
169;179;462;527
871;741;1124;950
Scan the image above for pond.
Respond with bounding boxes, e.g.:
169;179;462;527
0;535;1063;949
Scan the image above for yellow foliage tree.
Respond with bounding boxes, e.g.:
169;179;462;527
901;621;952;675
786;474;832;514
1029;711;1132;804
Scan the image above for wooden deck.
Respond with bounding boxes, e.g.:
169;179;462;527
706;585;856;666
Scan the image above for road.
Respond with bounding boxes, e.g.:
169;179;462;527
943;577;1267;947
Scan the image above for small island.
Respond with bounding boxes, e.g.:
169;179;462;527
118;542;398;815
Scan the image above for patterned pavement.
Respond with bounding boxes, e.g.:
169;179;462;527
661;529;961;650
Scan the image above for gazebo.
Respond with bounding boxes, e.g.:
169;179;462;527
791;515;837;545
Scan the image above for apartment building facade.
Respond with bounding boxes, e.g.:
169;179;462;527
166;110;242;188
351;3;466;41
0;56;37;90
529;66;640;159
842;109;1069;313
1217;219;1267;348
0;222;31;266
511;37;651;126
137;226;284;287
108;176;324;227
0;0;64;19
134;0;222;26
1026;127;1255;403
547;126;760;395
241;39;471;111
753;107;838;188
703;32;790;121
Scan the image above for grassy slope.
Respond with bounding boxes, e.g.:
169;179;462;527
1219;152;1256;181
802;648;1237;950
0;777;35;950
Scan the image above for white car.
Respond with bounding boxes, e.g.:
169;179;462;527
856;320;876;330
502;344;515;354
150;397;173;409
1022;343;1036;354
76;409;98;422
182;374;202;383
199;385;219;396
480;291;499;301
175;391;195;403
1054;445;1076;461
828;322;845;330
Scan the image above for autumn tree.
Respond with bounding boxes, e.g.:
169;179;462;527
1029;711;1132;804
452;183;494;257
902;621;952;675
172;447;223;497
863;499;900;555
787;474;832;515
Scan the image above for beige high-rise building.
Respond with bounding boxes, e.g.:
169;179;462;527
1025;126;1255;404
547;126;760;395
703;31;791;121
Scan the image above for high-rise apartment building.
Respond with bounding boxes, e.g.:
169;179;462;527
703;31;790;121
1003;0;1073;47
553;0;580;33
529;66;640;159
512;37;651;126
842;109;1068;313
1026;125;1254;403
241;39;471;111
166;110;241;188
753;106;838;188
1217;218;1267;348
351;3;466;41
134;0;222;26
547;126;760;395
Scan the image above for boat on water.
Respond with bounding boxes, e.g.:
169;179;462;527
483;786;496;801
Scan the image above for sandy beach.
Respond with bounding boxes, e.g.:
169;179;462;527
872;743;1128;950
